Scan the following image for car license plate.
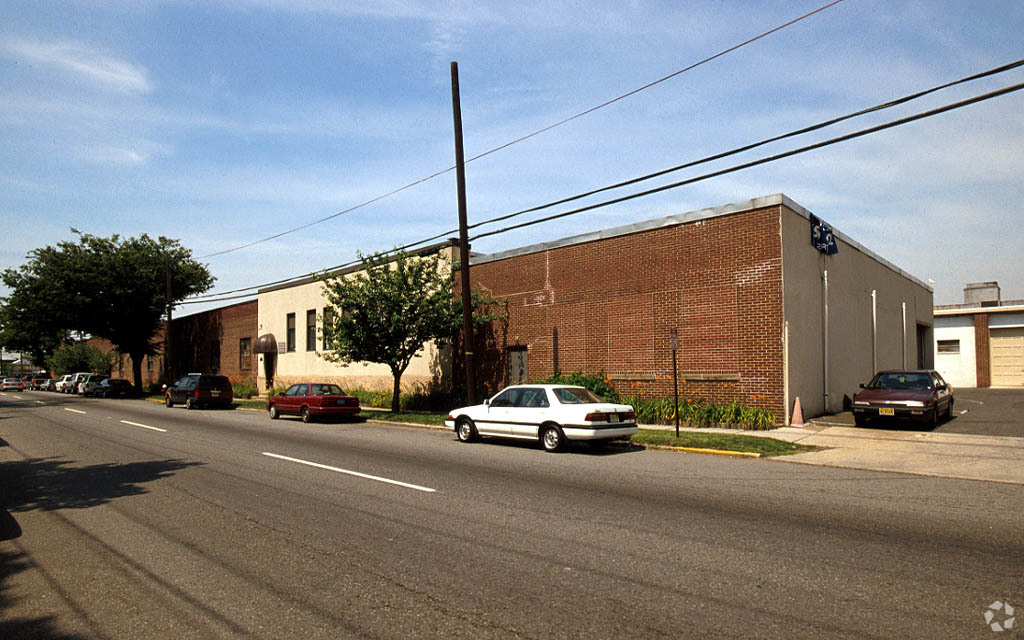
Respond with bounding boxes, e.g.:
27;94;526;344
609;413;620;423
336;399;347;406
879;407;894;416
210;391;220;397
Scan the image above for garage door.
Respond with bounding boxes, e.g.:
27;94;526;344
991;327;1024;387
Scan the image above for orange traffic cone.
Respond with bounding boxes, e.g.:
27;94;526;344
791;397;804;426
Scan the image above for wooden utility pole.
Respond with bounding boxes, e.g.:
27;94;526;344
451;61;476;405
165;260;173;384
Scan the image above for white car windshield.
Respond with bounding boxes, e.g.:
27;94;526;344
553;387;604;404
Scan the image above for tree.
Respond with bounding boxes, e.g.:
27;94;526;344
320;249;502;413
47;342;113;376
0;231;214;390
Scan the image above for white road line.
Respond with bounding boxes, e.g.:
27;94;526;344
262;452;436;493
36;400;45;404
64;408;87;415
120;420;167;433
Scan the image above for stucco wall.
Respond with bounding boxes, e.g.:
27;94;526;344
934;315;977;387
781;204;933;419
256;247;456;393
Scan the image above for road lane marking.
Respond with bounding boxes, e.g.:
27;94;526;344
120;420;167;433
262;452;436;493
64;408;87;414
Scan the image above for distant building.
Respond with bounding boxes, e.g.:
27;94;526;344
934;283;1024;388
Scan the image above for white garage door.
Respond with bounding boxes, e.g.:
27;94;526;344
990;327;1024;387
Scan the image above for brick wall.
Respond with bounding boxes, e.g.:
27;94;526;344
171;300;258;383
462;205;786;420
974;313;990;388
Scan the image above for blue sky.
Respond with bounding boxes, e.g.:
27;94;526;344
1;0;1022;316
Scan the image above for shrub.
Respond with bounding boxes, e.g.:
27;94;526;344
540;371;619;402
232;381;258;399
622;395;776;430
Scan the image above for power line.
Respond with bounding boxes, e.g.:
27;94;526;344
183;62;1023;305
470;82;1024;242
196;0;844;260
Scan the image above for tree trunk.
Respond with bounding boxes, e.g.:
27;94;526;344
391;370;402;414
130;351;144;392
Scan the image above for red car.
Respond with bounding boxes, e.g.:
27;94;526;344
852;369;954;427
267;383;360;423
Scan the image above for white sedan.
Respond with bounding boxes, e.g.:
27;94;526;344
445;384;637;452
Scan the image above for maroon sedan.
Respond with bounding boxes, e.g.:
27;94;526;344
267;383;360;423
852;369;954;427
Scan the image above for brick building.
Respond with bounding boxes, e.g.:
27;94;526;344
86;299;258;388
464;194;933;423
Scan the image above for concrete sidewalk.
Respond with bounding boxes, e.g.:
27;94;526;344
641;421;1024;485
775;426;1024;485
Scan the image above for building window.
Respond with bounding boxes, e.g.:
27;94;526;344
239;337;252;372
286;313;296;352
306;309;317;351
937;339;960;354
322;307;334;351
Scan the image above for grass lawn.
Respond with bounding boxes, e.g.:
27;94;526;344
630;429;815;457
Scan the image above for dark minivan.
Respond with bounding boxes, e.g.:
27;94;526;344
164;373;234;409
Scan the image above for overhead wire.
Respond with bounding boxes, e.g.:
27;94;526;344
469;82;1024;241
183;59;1023;304
195;0;845;260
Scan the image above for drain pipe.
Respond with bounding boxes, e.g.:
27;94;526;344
822;269;829;413
871;289;877;373
901;301;907;368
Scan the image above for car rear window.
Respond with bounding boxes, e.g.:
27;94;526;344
197;375;231;390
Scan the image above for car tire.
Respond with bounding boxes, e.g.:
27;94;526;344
301;407;312;423
165;395;173;408
853;414;866;427
945;399;954;420
456;418;478;443
269;404;279;420
186;398;196;410
541;424;565;453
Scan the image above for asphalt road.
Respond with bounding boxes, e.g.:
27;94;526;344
1;390;1022;639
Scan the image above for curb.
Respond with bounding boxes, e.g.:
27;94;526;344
643;444;762;458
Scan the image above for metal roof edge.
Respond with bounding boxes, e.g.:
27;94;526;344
934;304;1024;316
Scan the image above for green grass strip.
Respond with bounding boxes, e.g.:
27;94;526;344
630;429;814;457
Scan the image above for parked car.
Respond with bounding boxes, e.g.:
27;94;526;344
98;378;135;398
66;372;90;394
267;383;360;423
30;377;49;390
42;378;58;392
54;374;73;392
445;384;638;452
852;369;954;427
80;374;106;397
164;373;233;409
2;377;25;392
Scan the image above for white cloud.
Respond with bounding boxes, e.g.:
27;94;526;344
3;38;151;94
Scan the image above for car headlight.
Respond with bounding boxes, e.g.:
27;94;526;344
901;401;925;407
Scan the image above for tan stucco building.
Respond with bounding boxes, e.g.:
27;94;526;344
255;242;458;393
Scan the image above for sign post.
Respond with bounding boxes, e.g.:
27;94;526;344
670;329;680;437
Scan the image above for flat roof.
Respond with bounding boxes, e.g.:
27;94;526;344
934;303;1024;317
470;193;932;292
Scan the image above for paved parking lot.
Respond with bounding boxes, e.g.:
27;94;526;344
811;387;1024;438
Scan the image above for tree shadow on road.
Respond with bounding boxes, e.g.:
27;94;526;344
0;453;203;638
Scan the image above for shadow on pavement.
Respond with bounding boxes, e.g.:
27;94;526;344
0;455;203;638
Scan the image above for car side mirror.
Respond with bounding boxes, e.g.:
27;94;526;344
859;383;866;389
484;398;490;405
937;384;947;391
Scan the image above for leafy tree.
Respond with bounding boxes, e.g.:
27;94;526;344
1;231;214;389
47;342;113;376
320;249;502;413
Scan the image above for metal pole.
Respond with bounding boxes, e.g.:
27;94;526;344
451;61;476;405
165;260;173;385
671;329;679;437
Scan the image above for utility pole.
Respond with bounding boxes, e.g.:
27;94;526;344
451;61;476;405
165;260;173;384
